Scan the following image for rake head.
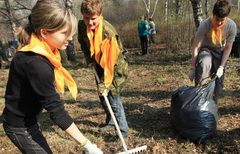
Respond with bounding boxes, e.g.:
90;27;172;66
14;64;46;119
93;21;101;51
117;145;147;154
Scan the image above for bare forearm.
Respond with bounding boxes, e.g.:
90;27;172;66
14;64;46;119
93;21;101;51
191;48;199;67
65;122;86;145
191;38;202;67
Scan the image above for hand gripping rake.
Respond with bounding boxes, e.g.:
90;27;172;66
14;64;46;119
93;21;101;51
92;67;147;154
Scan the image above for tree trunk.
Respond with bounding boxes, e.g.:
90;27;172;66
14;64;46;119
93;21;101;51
165;0;168;22
238;0;240;13
142;0;159;19
176;0;183;15
190;0;203;29
150;0;159;18
4;0;16;37
142;0;150;19
205;0;209;17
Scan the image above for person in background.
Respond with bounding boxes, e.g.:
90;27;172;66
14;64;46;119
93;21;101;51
12;38;19;55
188;0;236;103
0;39;9;66
78;0;129;142
138;16;149;55
2;0;103;154
148;18;156;45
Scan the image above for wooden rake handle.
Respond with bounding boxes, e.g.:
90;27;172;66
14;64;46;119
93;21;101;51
92;67;128;152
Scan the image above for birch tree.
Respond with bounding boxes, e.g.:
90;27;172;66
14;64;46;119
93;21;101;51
205;0;210;17
238;0;240;12
142;0;159;19
164;0;168;21
176;0;183;15
190;0;203;28
1;0;16;37
0;0;33;38
63;0;73;9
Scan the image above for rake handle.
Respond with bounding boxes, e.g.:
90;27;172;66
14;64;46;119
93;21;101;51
92;67;128;152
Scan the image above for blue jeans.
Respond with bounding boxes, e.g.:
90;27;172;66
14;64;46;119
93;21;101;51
99;92;128;138
3;121;52;154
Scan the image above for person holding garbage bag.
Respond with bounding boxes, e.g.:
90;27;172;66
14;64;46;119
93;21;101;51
2;0;103;154
188;0;237;103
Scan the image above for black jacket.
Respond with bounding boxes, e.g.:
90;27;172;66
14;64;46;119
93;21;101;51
2;51;73;130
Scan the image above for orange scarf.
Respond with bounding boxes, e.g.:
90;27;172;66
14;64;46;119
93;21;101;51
211;16;228;47
87;17;119;88
20;34;77;100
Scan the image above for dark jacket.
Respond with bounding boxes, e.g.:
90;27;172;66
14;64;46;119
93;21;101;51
2;51;73;130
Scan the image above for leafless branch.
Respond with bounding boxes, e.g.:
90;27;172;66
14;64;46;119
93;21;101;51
13;0;31;10
150;0;159;18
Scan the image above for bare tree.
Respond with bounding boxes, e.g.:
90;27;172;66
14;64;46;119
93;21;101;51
142;0;159;19
164;0;168;21
1;0;16;37
205;0;210;17
63;0;73;9
176;0;183;15
0;0;33;38
238;0;240;12
190;0;203;29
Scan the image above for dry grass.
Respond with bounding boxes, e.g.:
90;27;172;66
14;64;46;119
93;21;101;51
0;46;239;154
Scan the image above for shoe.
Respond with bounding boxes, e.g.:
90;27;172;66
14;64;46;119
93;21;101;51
99;125;115;132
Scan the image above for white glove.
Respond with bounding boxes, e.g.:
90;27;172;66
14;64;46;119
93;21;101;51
216;66;224;78
102;89;109;97
188;67;196;81
83;140;103;154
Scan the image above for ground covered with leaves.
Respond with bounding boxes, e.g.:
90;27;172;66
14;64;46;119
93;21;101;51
0;46;239;154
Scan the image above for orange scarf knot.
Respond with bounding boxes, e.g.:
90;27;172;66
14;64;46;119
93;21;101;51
87;17;119;88
19;34;78;100
211;16;228;47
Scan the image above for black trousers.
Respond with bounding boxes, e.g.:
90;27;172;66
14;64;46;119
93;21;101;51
140;35;149;55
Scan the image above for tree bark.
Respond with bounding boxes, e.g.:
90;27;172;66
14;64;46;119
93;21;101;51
176;0;183;15
205;0;209;17
4;0;16;37
190;0;203;29
142;0;159;19
165;0;168;22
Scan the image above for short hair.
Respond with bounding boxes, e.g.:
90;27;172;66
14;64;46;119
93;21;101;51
16;0;77;46
81;0;102;15
149;18;153;21
212;0;231;17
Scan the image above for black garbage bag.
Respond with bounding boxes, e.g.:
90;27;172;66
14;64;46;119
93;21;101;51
170;78;218;144
231;32;240;58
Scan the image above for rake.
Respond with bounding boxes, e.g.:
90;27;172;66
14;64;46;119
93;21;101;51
92;67;147;154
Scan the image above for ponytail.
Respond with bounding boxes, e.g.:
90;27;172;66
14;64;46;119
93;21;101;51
15;23;34;47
